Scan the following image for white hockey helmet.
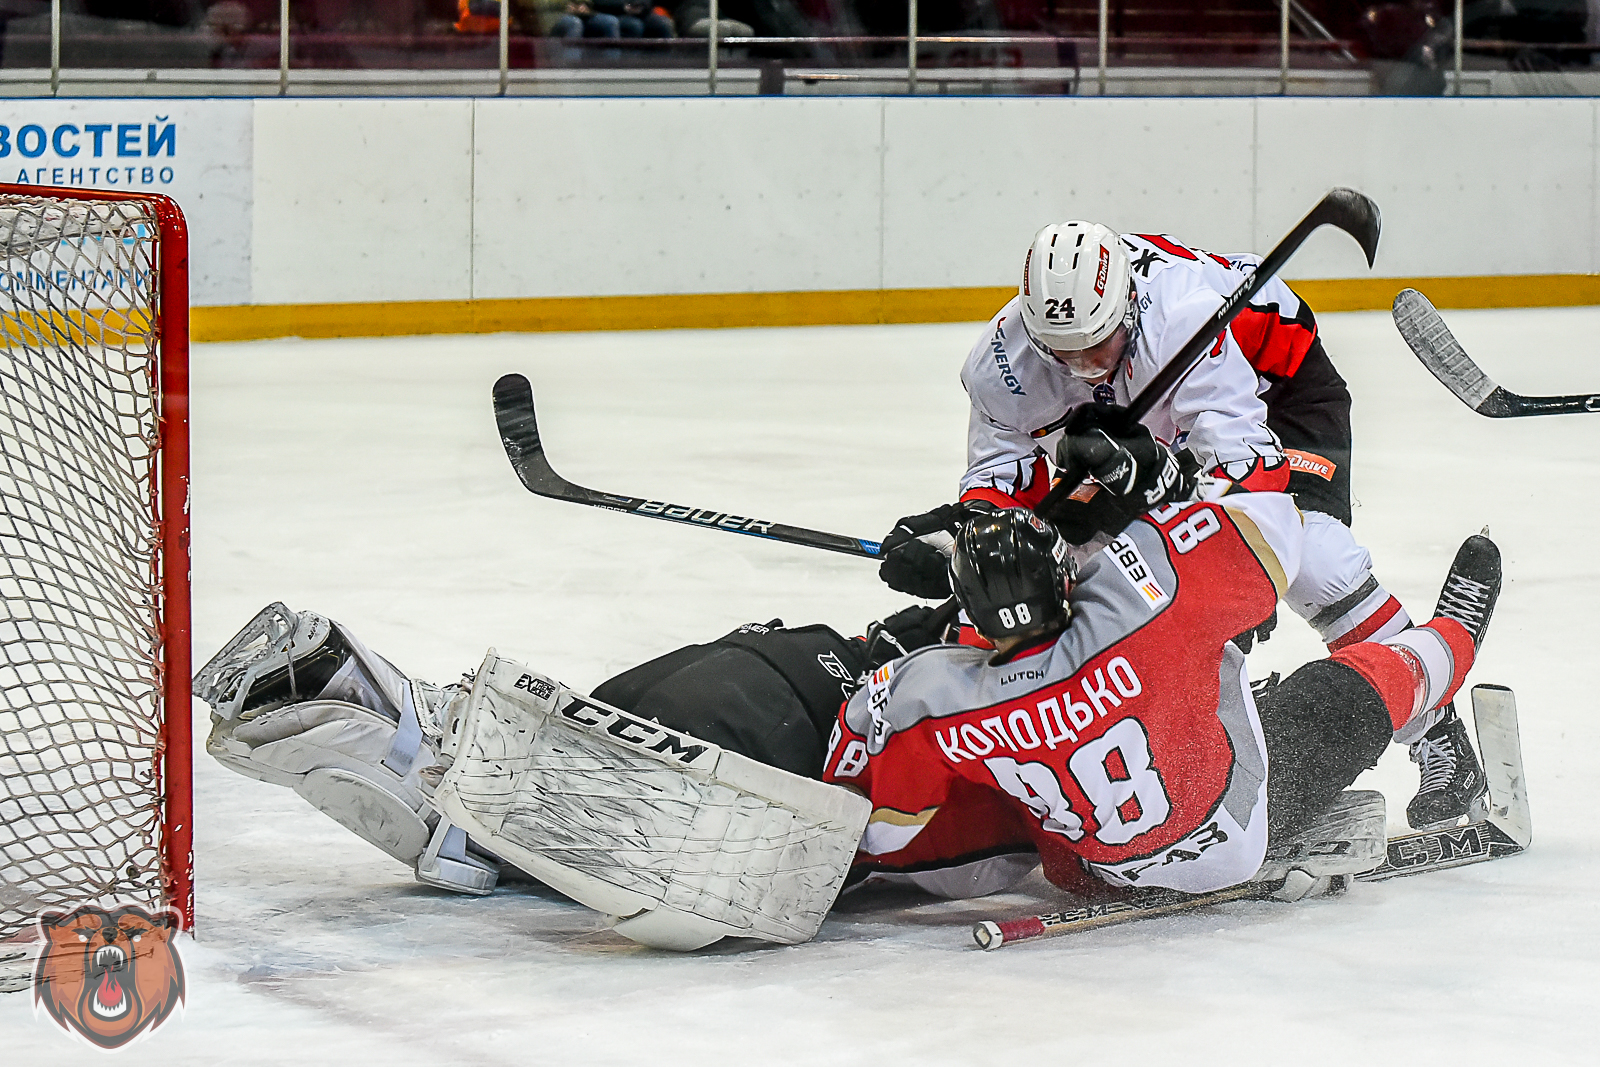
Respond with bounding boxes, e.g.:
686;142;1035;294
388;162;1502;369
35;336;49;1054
1019;221;1135;365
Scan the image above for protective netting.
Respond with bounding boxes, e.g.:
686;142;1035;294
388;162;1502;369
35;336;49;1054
0;194;167;941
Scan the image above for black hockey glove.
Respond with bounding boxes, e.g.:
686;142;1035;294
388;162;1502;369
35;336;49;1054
1056;399;1140;441
861;603;952;670
1043;420;1197;543
878;501;993;598
1231;607;1278;654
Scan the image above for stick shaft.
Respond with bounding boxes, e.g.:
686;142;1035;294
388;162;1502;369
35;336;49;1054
493;374;883;558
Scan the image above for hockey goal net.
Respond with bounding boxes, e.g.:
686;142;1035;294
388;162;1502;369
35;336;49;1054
0;184;191;941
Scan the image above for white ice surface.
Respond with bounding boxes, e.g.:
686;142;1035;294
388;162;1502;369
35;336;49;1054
4;309;1597;1063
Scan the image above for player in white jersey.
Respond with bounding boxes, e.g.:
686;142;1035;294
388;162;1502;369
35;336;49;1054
877;221;1485;829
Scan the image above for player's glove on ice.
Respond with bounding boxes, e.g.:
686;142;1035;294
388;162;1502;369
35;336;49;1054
1044;417;1196;543
878;501;994;598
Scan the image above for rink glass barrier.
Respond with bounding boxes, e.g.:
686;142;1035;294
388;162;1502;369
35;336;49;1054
2;0;1600;97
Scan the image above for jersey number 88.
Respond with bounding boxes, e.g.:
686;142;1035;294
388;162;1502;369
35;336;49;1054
985;717;1171;846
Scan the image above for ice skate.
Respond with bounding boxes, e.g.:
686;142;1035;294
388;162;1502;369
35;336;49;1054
1431;531;1501;650
1400;532;1500;827
192;602;350;722
1406;704;1490;830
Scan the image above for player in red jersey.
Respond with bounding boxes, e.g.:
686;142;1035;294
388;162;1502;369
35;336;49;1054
833;422;1501;899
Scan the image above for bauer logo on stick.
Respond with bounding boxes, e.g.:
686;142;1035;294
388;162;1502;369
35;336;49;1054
32;903;185;1050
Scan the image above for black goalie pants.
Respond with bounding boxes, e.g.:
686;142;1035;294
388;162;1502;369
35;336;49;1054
590;621;865;779
1253;658;1393;842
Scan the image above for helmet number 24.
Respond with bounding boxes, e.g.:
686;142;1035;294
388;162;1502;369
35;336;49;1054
984;717;1171;846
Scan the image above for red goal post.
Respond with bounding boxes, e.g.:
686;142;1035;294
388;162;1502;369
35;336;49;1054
0;183;192;937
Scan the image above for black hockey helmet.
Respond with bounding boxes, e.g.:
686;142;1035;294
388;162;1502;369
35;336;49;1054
949;508;1076;642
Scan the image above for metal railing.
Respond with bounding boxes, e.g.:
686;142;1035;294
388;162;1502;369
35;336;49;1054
13;0;1584;98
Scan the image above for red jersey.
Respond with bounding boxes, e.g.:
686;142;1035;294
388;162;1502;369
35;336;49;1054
825;492;1302;895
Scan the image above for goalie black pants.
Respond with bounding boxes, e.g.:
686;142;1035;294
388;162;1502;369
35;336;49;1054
590;621;866;780
1259;337;1354;526
1253;658;1393;842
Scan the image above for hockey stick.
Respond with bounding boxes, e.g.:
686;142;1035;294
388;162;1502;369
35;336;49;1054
1035;188;1381;519
972;683;1529;949
493;373;883;558
1393;288;1600;417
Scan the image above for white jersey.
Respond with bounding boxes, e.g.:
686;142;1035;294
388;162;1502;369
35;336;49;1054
960;233;1305;503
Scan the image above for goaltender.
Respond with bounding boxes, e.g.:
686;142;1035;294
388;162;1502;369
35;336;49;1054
195;422;1499;949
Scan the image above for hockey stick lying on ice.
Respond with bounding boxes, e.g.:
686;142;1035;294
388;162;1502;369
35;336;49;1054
493;373;884;558
1035;187;1381;519
972;683;1531;950
1394;288;1600;417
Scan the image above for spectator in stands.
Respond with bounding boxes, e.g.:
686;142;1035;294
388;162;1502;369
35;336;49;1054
540;0;674;39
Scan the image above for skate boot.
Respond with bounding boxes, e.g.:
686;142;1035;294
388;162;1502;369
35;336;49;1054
1432;531;1501;650
192;602;351;722
1400;531;1500;828
1406;703;1489;829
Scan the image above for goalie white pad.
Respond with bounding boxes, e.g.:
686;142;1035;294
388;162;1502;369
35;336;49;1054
430;650;870;950
1257;788;1386;900
207;699;498;895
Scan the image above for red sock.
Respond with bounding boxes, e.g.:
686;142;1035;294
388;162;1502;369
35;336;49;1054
1329;617;1475;733
1331;642;1419;732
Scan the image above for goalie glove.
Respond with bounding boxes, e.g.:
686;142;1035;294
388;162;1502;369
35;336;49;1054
1043;415;1197;543
878;500;995;598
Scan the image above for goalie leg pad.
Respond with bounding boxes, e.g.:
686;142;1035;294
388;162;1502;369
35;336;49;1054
431;650;871;950
1257;788;1386;887
207;698;498;895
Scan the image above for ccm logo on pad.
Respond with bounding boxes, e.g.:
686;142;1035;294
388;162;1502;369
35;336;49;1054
557;694;716;768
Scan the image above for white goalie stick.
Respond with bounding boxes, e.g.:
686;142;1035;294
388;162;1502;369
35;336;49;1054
972;683;1531;950
1394;288;1600;417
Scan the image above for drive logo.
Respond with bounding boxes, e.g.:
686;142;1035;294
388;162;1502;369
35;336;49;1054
1285;449;1336;482
32;903;184;1050
1103;536;1169;609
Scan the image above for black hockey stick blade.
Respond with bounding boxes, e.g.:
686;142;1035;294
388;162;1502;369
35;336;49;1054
1394;288;1600;417
492;373;884;558
972;681;1530;948
1037;188;1381;518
